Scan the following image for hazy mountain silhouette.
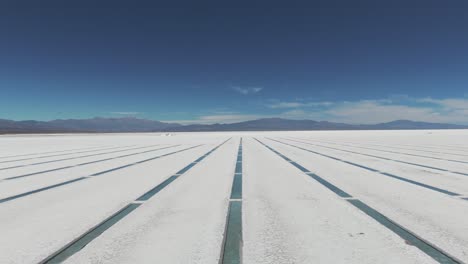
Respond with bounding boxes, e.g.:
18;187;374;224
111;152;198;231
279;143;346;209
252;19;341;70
0;117;180;133
168;118;467;131
1;117;466;134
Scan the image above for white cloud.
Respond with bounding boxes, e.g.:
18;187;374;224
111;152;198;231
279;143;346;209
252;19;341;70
266;97;468;125
110;112;142;116
281;109;308;117
164;97;468;125
163;114;265;125
269;102;305;108
166;111;324;125
312;98;467;124
325;101;438;124
418;98;468;110
197;114;261;123
268;101;333;109
232;86;263;95
278;109;325;120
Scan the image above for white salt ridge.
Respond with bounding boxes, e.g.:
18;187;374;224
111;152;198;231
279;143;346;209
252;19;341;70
0;131;467;263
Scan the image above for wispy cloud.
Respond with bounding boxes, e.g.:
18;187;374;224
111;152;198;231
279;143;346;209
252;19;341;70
232;86;263;95
110;111;142;116
324;101;437;124
417;98;468;110
197;114;262;123
269;102;305;108
163;114;265;125
268;101;333;109
164;96;468;125
269;97;468;124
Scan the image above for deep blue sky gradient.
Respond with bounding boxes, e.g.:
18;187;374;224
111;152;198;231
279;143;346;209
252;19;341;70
1;1;468;124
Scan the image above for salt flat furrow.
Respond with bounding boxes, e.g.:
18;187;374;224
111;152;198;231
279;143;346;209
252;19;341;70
264;138;468;262
245;138;439;263
0;145;116;161
283;139;468;195
0;145;189;199
1;131;467;263
290;137;468;170
0;142;225;264
280;137;468;177
301;139;468;170
42;138;232;263
0;144;159;169
338;139;468;153
0;144;180;181
0;134;143;157
268;138;465;199
0;137;111;157
352;157;468;196
296;131;468;153
0;145;202;203
303;145;468;196
308;139;468;158
219;138;243;264
300;138;468;162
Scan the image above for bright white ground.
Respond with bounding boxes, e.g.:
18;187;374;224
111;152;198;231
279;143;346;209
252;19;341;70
0;130;467;263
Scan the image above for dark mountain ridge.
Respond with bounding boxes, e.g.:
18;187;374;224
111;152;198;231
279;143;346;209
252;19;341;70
0;117;180;133
1;117;466;134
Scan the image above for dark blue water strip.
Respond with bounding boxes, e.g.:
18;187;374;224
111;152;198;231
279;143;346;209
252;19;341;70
136;175;179;201
296;138;468;165
40;138;231;263
283;138;468;177
0;145;204;203
0;145;112;160
0;146;132;165
348;199;461;264
120;139;229;201
41;203;142;264
306;139;468;159
220;138;243;264
4;145;180;180
255;138;461;264
231;140;243;200
0;144;162;170
255;139;352;198
0;177;88;204
220;201;243;264
175;162;198;175
268;138;462;197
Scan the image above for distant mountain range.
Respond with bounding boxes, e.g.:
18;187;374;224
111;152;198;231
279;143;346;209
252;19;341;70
0;117;181;133
0;117;467;134
169;118;468;131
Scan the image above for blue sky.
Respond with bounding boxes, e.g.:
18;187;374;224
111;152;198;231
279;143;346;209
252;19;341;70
1;2;468;124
